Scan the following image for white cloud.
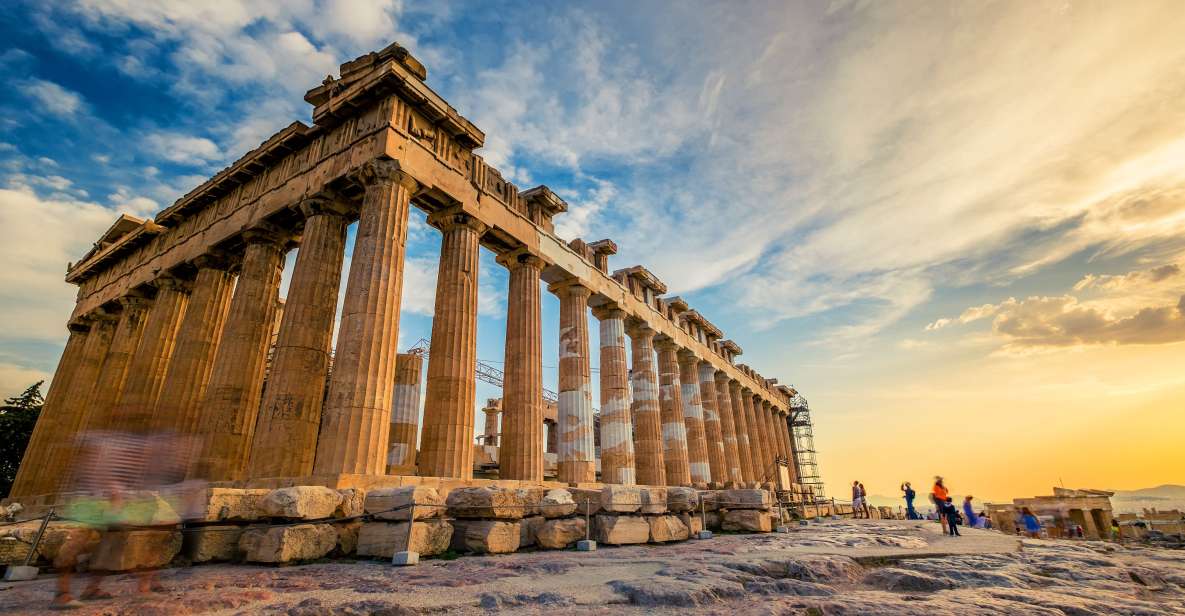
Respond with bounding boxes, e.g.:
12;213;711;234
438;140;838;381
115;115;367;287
18;79;87;118
143;132;222;166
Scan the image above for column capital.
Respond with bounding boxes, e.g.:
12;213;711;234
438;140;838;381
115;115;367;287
299;193;353;219
546;277;591;298
495;246;544;270
154;273;193;294
652;336;681;353
591;304;627;321
66;317;93;333
118;292;153;311
351;157;418;191
625;319;654;339
676;348;700;365
241;223;289;248
192;250;234;271
427;206;488;234
713;369;730;383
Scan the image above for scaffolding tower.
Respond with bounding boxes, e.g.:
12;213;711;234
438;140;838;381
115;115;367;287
788;390;825;500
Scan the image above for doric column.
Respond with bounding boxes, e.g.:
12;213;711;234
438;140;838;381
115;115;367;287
728;380;755;483
481;401;501;446
387;352;423;474
742;390;768;482
544;419;558;454
10;321;91;497
419;208;487;479
190;230;285;481
497;249;544;481
628;324;664;486
82;295;152;432
551;280;595;484
314;160;415;476
782;409;800;482
655;339;690;487
249;198;349;479
112;275;191;432
677;351;710;485
151;256;234;435
698;362;725;485
593;306;634;485
760;400;779;475
766;402;785;464
40;313;118;494
713;371;743;484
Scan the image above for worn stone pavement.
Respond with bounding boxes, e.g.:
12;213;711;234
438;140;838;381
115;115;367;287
2;519;1183;615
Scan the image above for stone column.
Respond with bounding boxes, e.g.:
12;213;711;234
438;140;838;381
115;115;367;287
190;230;285;481
551;281;596;484
387;352;423;474
314;160;415;476
760;400;780;479
713;371;743;484
112;275;191;432
742;391;768;482
544;419;558;454
497;249;544;481
593;306;635;485
628;324;664;486
151;256;235;435
655;339;690;487
40;313;118;495
698;362;726;485
10;321;91;497
678;351;710;485
768;402;788;463
728;380;755;483
481;402;500;446
248;199;349;479
782;410;800;482
82;295;152;433
419;208;487;480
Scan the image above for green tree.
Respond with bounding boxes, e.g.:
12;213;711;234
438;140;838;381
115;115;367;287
0;381;44;498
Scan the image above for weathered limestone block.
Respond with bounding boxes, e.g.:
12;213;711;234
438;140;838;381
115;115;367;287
600;485;642;513
365;486;443;521
446;487;525;519
679;513;704;535
648;515;690;543
261;486;343;520
704;511;722;530
540;489;577;518
720;489;770;510
722;509;773;533
515;487;545;517
594;515;650;545
91;530;182;571
185;488;270;522
667;487;698;513
239;524;338;563
535;518;587;549
183;525;244;563
450;520;521;554
0;521;100;565
570;488;602;515
356;520;453;558
336;488;365;518
520;515;544;548
698;490;720;512
335;520;362;555
638;487;667;514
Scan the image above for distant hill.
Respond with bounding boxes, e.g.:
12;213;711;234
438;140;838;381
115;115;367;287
1110;484;1185;513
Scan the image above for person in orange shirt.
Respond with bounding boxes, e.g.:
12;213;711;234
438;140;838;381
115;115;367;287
932;476;950;535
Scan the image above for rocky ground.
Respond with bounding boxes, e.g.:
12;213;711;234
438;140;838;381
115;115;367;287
2;519;1183;615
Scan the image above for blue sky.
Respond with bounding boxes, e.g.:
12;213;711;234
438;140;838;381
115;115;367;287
2;1;1184;500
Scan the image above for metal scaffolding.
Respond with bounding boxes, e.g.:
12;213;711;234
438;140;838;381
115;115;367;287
788;390;825;500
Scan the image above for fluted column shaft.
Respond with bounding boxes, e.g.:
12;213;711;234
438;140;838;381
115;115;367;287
419;209;486;479
629;325;664;486
552;282;595;484
190;234;285;481
742;391;768;481
759;400;778;474
249;204;348;479
655;340;690;487
714;372;743;484
82;296;152;433
112;277;191;432
498;251;544;480
41;315;117;494
482;409;500;445
594;307;635;485
387;352;423;474
10;323;90;497
152;260;234;434
698;363;725;485
728;381;755;483
678;352;710;485
314;161;414;476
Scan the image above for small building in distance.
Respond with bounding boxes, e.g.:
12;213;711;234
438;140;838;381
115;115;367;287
986;487;1115;540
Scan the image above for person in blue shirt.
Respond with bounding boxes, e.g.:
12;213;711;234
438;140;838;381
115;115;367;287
901;482;918;519
962;496;980;528
1021;507;1042;538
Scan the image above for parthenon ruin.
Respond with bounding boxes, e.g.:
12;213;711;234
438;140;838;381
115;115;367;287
8;42;810;503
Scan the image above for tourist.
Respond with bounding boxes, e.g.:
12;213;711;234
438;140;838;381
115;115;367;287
1111;518;1122;544
858;482;871;518
1021;507;1042;538
901;482;918;519
942;497;961;536
932;477;950;534
963;496;981;528
852;481;864;518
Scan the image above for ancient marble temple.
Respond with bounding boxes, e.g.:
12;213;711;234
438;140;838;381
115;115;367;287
10;43;803;500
